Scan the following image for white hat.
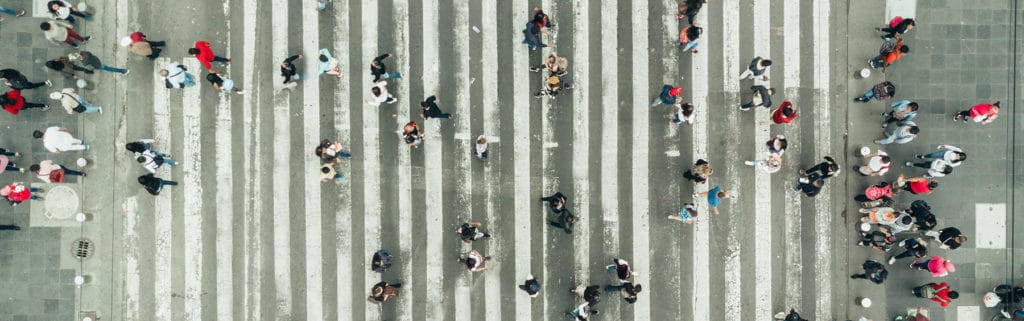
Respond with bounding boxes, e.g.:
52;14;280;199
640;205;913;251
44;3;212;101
49;91;62;100
120;37;132;47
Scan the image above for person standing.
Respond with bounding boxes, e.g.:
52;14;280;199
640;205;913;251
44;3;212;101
854;81;895;103
650;84;683;107
280;54;303;90
1;182;44;206
518;275;541;297
771;101;798;124
137;173;177;196
370;53;401;82
45;56;92;80
881;100;918;128
319;162;343;182
0;69;51;90
420;95;452;119
888;237;927;265
2;89;49;115
678;23;702;54
905;159;953;179
30;160;86;183
953;101;1000;124
206;71;245;95
915;144;966;167
70;51;128;75
316;48;342;77
539;191;568;213
739;56;772;81
913;282;957;308
850;260;887;284
474;135;489;161
160;61;195;89
694;185;728;215
189;40;230;72
50;88;101;114
668;202;698;224
874;121;918;145
40;20;90;48
925;227;966;250
740;85;774;110
34;126;88;153
683;159;713;183
910;256;955;278
548;210;577;234
121;32;165;60
364;80;397;106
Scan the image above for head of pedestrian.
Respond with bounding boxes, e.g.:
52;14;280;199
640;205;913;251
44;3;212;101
632;284;643;293
39;22;53;31
943;260;955;272
940;166;953;175
371;87;381;97
907;102;919;111
28;164;40;173
927;181;939;189
879;155;891;163
321;166;331;174
907;126;920;134
761;59;773;67
319;54;329;62
476;136;487;145
32;130;44;139
782;107;794;117
904;19;916;30
716;190;728;199
990;101;1001;111
159;69;169;77
136;156;147;164
899;45;910;53
948;291;959;299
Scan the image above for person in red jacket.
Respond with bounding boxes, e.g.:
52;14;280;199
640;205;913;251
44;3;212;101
896;174;938;195
0;90;48;115
913;282;958;308
187;40;231;72
0;182;44;206
772;101;798;124
953;101;1000;124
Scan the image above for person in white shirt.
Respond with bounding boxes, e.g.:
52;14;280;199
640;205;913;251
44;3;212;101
136;149;177;173
906;159;954;179
858;150;891;176
474;135;489;161
33;126;88;153
744;154;782;174
670;102;695;125
29;159;85;183
159;61;195;89
49;88;101;114
364;80;397;107
915;144;966;167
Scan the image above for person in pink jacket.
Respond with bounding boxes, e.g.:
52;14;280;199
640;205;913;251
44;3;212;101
953;101;999;124
910;256;955;277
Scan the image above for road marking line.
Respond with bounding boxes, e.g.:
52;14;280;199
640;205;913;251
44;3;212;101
123;196;140;321
302;0;324;319
453;1;474;320
631;0;651;319
512;0;532;319
691;5;711;321
481;1;501;320
390;1;410;320
151;57;173;321
215;60;235;321
539;1;556;319
422;0;444;319
782;0;802;310
181;57;204;321
360;1;382;320
721;0;742;320
813;0;833;318
272;40;293;321
571;0;591;305
752;0;772;319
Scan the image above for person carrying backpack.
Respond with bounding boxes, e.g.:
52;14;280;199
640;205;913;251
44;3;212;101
913;282;958;308
869;37;910;73
679;23;702;54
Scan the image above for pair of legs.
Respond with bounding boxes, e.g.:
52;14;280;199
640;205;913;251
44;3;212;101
907;161;932;169
0;6;25;16
146;40;167;60
12;79;48;90
380;72;401;80
21;101;47;110
76;95;101;113
96;65;128;74
680;39;699;53
153;151;178;166
61;141;89;151
952;110;973;122
63;29;90;47
59;165;85;176
856;89;877;101
213;55;231;65
910;260;929;270
426;113;451;119
0;148;18;156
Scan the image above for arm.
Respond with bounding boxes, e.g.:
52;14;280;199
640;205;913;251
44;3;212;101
53;20;73;29
938;144;961;153
283;54;302;64
373;53;391;64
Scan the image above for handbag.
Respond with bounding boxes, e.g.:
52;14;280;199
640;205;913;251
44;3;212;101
49;168;66;183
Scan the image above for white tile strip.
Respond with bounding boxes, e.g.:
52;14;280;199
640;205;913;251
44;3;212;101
812;0;833;318
333;0;354;320
752;0;772;320
181;57;204;321
975;203;1007;249
570;0;591;299
422;0;444;319
360;1;382;320
512;0;532;319
151;57;173;321
631;0;651;319
691;6;711;321
390;1;411;320
302;0;324;319
481;1;502;320
782;0;802;310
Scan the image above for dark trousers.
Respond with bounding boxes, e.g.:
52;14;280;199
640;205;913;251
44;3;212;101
956;110;971;119
893;250;915;260
60;166;84;176
22;102;46;109
147;41;166;59
427;113;451;119
11;79;44;90
910;261;929;270
548;220;572;234
0;148;16;156
909;161;931;169
213;55;230;63
0;225;19;230
64;28;86;45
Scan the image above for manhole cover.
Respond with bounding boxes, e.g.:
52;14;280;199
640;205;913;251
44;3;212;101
72;238;93;260
44;185;80;220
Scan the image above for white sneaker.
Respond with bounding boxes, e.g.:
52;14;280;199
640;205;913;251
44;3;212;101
124;69;131;76
44;80;52;87
98;107;103;114
744;160;755;166
888;257;896;265
235;90;246;95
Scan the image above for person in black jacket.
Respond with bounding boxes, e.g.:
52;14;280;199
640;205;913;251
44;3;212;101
280;54;302;89
850;260;887;284
795;173;824;197
801;156;840;179
925;227;966;250
420;95;451;119
518;275;541;297
548;211;576;234
605;282;641;304
0;69;50;90
137;173;177;196
370;53;401;82
539;191;568;213
740;85;774;110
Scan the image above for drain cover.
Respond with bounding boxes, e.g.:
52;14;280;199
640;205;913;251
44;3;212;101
72;238;93;260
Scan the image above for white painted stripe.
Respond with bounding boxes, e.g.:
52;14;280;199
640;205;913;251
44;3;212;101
539;1;555;320
360;1;382;320
631;0;650;319
181;57;204;321
333;0;353;320
599;0;619;262
511;0;532;319
571;0;591;308
975;203;1007;248
813;0;832;318
123;196;140;321
152;57;173;321
272;46;293;321
303;0;324;319
391;1;412;320
721;0;741;320
453;1;473;320
782;0;802;310
214;67;235;321
481;1;501;320
657;0;684;317
422;0;444;319
752;0;772;320
690;5;711;321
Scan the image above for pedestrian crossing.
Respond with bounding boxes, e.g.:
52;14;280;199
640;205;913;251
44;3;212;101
118;0;845;320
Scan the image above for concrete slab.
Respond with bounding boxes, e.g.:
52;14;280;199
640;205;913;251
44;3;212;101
975;203;1006;249
956;305;979;321
884;0;917;22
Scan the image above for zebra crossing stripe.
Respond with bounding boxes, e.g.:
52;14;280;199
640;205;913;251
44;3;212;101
302;0;325;319
422;0;445;319
480;1;502;320
181;57;204;321
720;0;743;319
782;0;803;310
151;57;173;321
335;0;354;319
214;61;235;321
813;0;833;319
392;1;413;320
511;0;533;319
690;5;711;321
539;1;554;319
570;0;591;300
272;40;294;321
752;0;773;319
360;0;382;320
631;0;651;319
599;5;620;318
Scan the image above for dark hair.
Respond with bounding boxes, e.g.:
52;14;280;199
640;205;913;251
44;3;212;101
632;284;642;293
125;142;148;153
948;291;959;299
941;166;953;174
0;95;12;106
321;166;331;173
903;19;915;27
319;54;328;62
39;22;51;31
907;102;919;111
33;130;44;139
29;164;40;173
314;146;325;157
908;126;920;134
993;101;1001;107
44;60;65;72
371;87;381;96
923;215;937;227
681;103;695;116
900;215;913;225
899;45;910;53
928;181;939;189
715;191;727;198
136;156;146;163
880;156;891;163
187;48;200;55
782;108;794;116
464;258;477;269
762;60;773;66
954;152;966;161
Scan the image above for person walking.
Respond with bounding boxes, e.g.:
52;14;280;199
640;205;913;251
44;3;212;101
420;95;452;119
678;23;702;54
895;174;938;195
670;102;696;125
316;48;342;77
915;144;966;167
850;260;888;284
402;121;423;147
605;282;641;304
740;85;774;110
739;56;772;81
878;17;915;41
121;32;165;60
364;80;397;106
46;0;92;25
570;284;602;307
801;156;840;179
0;5;26;17
319;162;343;182
771;101;798;124
773;308;809;321
683;159;713;183
456;220;491;243
136;149;177;173
795;173;825;197
888;237;927;265
45;56;92;80
40;20;90;48
907;200;937;232
858;150;892;176
676;0;706;25
280;54;303;90
50;88;101;114
371;250;393;273
30;160;85;183
34;126;88;153
905;159;953;179
206;71;245;95
869;37;909;73
370;53;401;82
874;121;918;145
650;84;683;107
925;227;966;250
2;182;43;206
913;282;957;308
606;258;636;283
459;249;491;272
368;281;402;303
766;135;788;155
137;173;177;196
0;69;51;90
521;20;548;51
744;154;782;174
548;210;577;234
0;147;20;157
855;226;895;253
474;135;489;161
0;154;25;174
540;191;568;213
314;139;352;163
529;52;568;76
694;185;728;215
668;202;698;224
854;81;895;103
189;40;230;72
69;51;128;75
910;256;955;278
881;100;918;128
953;101;1000;124
2;89;49;115
160;61;195;89
518;275;541;297
566;301;594;321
